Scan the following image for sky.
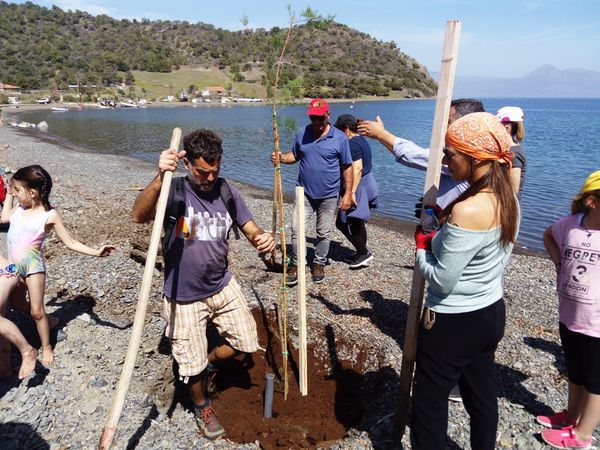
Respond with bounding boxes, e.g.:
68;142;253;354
11;0;600;78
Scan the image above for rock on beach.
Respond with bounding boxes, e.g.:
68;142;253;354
0;123;595;449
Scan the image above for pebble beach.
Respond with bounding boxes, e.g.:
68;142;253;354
0;121;596;449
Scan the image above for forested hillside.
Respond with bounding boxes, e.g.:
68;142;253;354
0;2;437;98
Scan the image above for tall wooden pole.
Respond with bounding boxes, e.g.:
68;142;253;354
99;128;182;450
395;20;461;439
296;187;308;396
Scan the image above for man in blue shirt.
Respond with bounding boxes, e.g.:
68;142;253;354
272;99;353;284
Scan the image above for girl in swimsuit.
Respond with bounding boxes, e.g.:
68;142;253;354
0;165;115;379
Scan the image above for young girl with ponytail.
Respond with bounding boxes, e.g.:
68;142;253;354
0;165;115;379
536;171;600;450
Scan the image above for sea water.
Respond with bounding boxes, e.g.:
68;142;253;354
19;98;600;251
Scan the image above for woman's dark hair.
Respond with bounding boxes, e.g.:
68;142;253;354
571;190;600;214
450;98;485;117
183;129;223;163
335;123;358;133
12;165;53;210
333;114;359;133
442;160;518;245
506;122;525;143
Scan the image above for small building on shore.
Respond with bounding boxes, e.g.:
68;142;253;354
0;83;21;94
201;86;226;97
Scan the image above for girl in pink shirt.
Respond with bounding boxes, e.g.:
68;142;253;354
538;170;600;449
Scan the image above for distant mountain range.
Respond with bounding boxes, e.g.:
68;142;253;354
431;65;600;98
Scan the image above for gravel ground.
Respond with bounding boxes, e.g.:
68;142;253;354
0;121;597;450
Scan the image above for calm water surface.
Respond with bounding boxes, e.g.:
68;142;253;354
20;98;600;251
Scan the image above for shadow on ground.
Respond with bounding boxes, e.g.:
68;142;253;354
313;289;409;349
0;421;49;449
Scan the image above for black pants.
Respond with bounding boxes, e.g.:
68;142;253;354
410;299;505;450
335;214;368;255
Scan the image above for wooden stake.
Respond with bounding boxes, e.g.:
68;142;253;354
296;187;308;396
99;128;182;450
395;20;461;439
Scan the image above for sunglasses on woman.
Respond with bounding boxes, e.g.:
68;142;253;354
442;147;459;160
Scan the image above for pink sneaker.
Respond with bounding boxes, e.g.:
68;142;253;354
537;410;577;429
542;426;593;449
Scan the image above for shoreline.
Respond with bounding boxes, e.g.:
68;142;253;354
0;94;433;117
0;123;591;448
1;120;544;258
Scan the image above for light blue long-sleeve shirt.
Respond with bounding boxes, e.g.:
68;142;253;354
392;137;469;209
416;222;517;314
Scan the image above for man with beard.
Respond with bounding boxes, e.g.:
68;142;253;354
132;129;275;440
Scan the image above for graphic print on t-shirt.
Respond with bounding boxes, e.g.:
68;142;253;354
560;244;600;303
176;205;233;241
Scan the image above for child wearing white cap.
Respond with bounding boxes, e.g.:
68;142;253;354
495;106;527;198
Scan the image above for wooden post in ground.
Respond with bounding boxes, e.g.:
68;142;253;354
99;128;182;450
395;20;461;439
296;186;308;396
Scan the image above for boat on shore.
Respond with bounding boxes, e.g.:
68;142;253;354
99;99;117;108
51;106;68;112
119;101;138;108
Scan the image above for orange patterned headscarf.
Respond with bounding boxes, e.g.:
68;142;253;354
445;112;514;165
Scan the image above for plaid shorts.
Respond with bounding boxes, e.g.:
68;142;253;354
162;277;258;378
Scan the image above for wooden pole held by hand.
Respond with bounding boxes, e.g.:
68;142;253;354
296;186;308;396
395;20;461;440
99;128;182;450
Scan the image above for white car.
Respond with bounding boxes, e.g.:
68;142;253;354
36;98;51;104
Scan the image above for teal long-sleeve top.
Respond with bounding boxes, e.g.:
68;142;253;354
416;222;517;314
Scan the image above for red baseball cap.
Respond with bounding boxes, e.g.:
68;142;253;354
307;98;329;116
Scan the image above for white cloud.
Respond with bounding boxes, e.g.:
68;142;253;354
398;29;446;46
43;0;114;16
119;11;174;22
519;0;546;14
378;28;473;47
34;1;170;21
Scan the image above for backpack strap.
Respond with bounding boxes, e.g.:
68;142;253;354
216;178;241;240
162;176;186;250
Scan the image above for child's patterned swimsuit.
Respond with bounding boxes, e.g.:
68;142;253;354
3;207;52;277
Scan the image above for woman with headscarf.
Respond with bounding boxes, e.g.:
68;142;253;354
333;114;379;268
496;106;527;198
411;112;520;450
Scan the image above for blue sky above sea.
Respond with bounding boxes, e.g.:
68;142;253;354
10;0;600;78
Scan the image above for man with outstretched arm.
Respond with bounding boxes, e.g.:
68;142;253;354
358;98;484;209
132;129;275;440
271;98;353;285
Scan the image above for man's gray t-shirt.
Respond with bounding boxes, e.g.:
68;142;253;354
163;177;253;301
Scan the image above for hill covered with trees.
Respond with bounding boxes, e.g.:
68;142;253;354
0;2;437;98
